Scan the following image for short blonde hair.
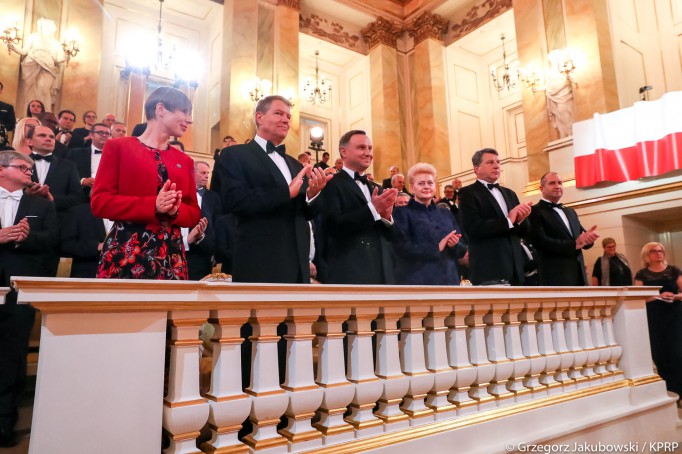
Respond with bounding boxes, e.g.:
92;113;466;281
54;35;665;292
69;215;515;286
407;162;436;185
640;242;667;268
12;117;41;151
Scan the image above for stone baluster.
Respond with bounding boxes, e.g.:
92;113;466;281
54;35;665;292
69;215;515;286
519;302;547;398
466;304;497;410
445;305;478;415
201;309;252;454
601;301;623;380
242;309;289;452
424;305;457;419
502;303;532;403
345;307;384;437
577;301;601;384
535;301;562;395
564;301;589;388
550;302;576;392
313;308;355;445
399;307;435;426
163;311;210;454
589;301;610;379
374;306;410;431
483;304;515;405
279;308;324;451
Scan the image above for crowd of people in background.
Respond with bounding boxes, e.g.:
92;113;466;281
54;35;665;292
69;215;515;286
0;89;681;446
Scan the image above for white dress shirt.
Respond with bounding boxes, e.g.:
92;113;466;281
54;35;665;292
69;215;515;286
182;190;204;251
90;144;103;178
478;179;515;229
254;134;292;183
0;188;22;228
34;154;52;185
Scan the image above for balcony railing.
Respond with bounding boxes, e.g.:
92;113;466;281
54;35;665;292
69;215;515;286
11;278;681;453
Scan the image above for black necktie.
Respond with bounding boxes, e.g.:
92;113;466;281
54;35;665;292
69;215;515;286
31;153;53;162
197;187;206;197
94;149;102;154
487;183;500;190
354;172;368;186
266;141;286;157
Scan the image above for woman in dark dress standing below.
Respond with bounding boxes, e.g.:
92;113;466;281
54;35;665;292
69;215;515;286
393;163;466;285
91;87;201;279
634;242;682;405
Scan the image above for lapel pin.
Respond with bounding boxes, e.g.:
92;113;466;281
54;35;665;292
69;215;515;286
177;164;182;168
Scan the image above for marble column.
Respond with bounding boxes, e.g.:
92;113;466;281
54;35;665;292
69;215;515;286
406;12;450;179
221;0;258;143
362;18;404;181
512;0;551;182
58;0;103;115
513;0;619;182
274;0;300;150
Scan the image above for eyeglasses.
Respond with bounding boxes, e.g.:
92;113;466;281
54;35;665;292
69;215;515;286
4;164;33;175
93;130;111;137
649;249;665;254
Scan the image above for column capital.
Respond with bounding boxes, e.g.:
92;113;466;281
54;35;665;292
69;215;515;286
407;11;448;45
276;0;300;11
361;17;403;50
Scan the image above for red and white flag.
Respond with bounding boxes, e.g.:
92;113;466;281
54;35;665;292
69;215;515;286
573;91;682;188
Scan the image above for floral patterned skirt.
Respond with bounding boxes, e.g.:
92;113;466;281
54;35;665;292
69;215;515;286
97;221;188;280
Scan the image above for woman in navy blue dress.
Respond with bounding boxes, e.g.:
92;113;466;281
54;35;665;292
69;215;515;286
393;163;466;285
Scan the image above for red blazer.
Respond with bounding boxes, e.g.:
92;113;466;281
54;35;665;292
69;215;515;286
91;137;200;228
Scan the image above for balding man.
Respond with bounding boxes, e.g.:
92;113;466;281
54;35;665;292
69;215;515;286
382;165;400;189
528;172;598;285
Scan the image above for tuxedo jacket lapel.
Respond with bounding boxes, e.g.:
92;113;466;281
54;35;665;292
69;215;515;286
339;170;370;204
475;181;506;218
14;194;30;224
247;141;289;187
541;201;572;237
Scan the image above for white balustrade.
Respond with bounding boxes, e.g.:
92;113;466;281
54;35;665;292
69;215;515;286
14;279;677;454
164;310;210;453
374;306;410;430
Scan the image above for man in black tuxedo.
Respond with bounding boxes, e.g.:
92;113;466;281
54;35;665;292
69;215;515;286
218;95;329;283
320;130;398;284
36;112;69;159
183;161;222;280
381;165;399;189
0;151;58;447
0;82;15;149
528;172;598;285
25;126;82;214
66;122;110;200
459;148;532;285
437;184;460;223
60;203;108;278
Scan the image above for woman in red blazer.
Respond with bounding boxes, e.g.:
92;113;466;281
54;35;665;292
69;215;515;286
91;87;200;279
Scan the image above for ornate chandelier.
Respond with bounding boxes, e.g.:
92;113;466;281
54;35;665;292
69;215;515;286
303;50;331;104
490;34;519;92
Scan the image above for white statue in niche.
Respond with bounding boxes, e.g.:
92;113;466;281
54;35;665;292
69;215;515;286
546;75;575;138
10;18;66;110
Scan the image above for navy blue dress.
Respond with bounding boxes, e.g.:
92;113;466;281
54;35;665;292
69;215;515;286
393;199;466;285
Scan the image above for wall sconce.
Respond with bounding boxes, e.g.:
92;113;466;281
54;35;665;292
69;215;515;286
1;18;22;54
309;127;325;163
548;48;578;87
249;78;272;102
519;65;544;94
282;87;297;108
61;28;81;66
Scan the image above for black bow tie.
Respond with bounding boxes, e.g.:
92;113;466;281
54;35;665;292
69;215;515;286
549;201;563;209
266;141;286;157
487;183;500;190
31;153;53;162
93;149;102;154
354;172;369;186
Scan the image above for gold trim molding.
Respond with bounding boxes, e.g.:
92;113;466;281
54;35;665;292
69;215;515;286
361;17;403;50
